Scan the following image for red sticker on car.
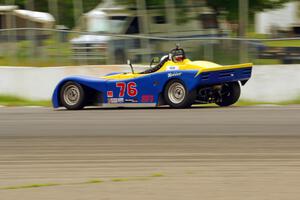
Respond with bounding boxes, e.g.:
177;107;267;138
141;95;154;103
107;91;113;97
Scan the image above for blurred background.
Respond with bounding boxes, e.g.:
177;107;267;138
0;0;299;66
2;2;300;200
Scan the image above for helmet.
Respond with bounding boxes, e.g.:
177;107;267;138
174;54;184;62
171;48;185;63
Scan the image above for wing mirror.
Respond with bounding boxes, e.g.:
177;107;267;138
153;57;160;63
150;57;160;68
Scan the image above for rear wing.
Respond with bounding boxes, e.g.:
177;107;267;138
196;63;252;86
202;63;253;73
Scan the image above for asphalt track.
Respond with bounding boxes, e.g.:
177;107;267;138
0;106;299;136
1;106;300;200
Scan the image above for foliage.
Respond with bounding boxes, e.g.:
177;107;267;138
0;0;296;27
0;0;102;28
206;0;295;22
0;95;51;107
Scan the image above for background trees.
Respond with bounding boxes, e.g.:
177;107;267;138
0;0;295;28
206;0;294;22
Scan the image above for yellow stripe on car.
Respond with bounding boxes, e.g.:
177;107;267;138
101;59;252;80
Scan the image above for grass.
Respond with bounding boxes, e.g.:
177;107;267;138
185;171;196;175
150;173;164;177
84;179;103;184
236;98;300;106
253;59;280;65
0;173;165;190
111;173;164;182
0;57;74;67
193;96;300;107
0;95;51;107
110;177;149;182
111;178;132;182
263;40;300;47
2;183;60;190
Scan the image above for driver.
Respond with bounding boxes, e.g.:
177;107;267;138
173;53;184;62
171;47;185;63
140;45;186;74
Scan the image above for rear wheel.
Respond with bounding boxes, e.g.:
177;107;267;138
164;79;196;108
216;82;241;107
60;81;85;110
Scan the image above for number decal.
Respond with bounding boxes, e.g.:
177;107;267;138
127;82;138;97
115;82;138;97
116;82;126;97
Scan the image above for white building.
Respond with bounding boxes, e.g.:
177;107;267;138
255;2;299;34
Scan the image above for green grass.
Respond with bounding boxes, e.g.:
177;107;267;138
236;98;300;106
194;97;300;107
2;183;60;190
0;173;165;190
263;40;300;47
150;173;164;177
111;178;136;182
110;173;165;182
185;171;196;175
0;95;51;107
84;179;103;184
253;59;280;65
111;178;130;182
0;57;74;67
0;39;73;67
246;32;269;39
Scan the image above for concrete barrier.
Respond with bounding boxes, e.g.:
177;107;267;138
240;65;300;102
0;65;299;102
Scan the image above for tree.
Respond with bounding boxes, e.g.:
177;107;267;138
206;0;295;22
0;0;101;28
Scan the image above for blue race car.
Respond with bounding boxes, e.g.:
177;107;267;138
52;46;252;110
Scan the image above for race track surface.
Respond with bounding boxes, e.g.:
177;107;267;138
0;106;299;136
1;106;300;200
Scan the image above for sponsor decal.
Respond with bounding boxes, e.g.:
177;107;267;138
166;66;179;71
107;91;113;97
168;72;182;78
141;95;154;103
108;98;124;104
124;98;138;103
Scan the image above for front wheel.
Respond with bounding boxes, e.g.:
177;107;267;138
60;81;85;110
164;79;196;108
216;82;241;107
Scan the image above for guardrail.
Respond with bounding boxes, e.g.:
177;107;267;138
0;64;300;102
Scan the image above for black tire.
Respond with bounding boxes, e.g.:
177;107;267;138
60;81;85;110
164;79;196;108
216;82;241;107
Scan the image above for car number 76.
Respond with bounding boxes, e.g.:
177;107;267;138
116;82;138;97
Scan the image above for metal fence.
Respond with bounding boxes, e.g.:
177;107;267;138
0;28;300;67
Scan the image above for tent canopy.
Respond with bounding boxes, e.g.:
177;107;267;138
13;9;55;24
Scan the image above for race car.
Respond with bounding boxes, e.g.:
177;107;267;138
52;46;252;110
